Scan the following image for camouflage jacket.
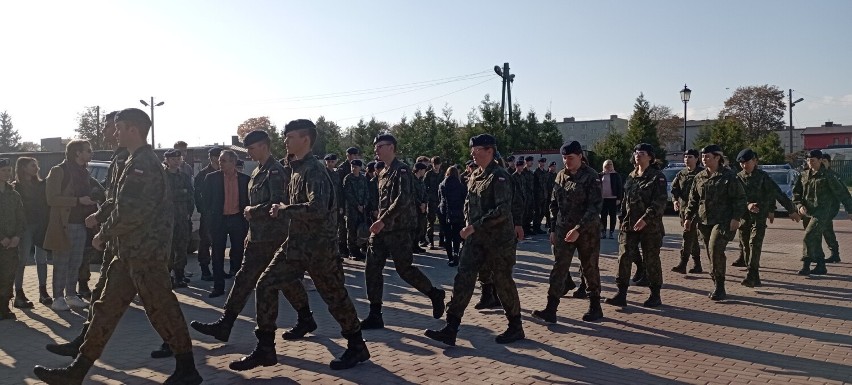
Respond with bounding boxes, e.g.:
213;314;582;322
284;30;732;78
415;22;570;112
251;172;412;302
684;167;747;226
520;168;535;203
423;169;441;204
670;166;703;206
0;183;26;240
792;166;852;220
327;167;343;213
94;147;130;223
377;158;417;232
619;165;668;233
165;168;195;220
533;167;548;200
546;170;557;199
465;160;518;245
100;145;174;262
335;162;352;208
343;172;369;214
247;156;288;242
367;176;379;213
550;164;602;233
737;168;794;218
280;151;336;246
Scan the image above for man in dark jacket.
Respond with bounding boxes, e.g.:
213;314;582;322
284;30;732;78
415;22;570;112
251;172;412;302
194;147;222;281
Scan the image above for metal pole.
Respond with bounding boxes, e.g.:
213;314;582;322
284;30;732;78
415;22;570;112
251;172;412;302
683;101;687;152
505;63;512;129
789;89;793;153
95;106;100;149
500;76;506;125
150;96;155;147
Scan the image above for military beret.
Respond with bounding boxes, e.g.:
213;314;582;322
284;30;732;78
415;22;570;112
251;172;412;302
821;153;832;161
524;156;534;162
414;162;429;171
324;153;338;161
283;119;316;135
469;134;497;148
736;148;757;162
560;141;583;155
350;159;364;168
376;161;386;170
634;143;656;158
373;134;397;146
243;130;269;147
549;161;557;167
539;157;547;163
208;147;223;156
701;144;723;154
346;147;360;155
807;149;823;159
366;161;376;171
164;149;182;158
684;149;699;157
115;108;151;128
506;155;515;162
515;159;525;166
0;158;9;168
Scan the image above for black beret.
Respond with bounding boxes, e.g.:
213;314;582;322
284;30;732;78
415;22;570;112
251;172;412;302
414;162;429;171
0;158;9;168
324;154;338;161
244;130;269;147
115;108;151;128
701;144;723;154
164;149;182;158
208;147;223;156
373;134;397;146
283;119;316;135
807;149;823;159
346;147;360;155
515;159;525;166
350;159;364;168
506;155;515;162
549;161;557;167
524;156;534;162
684;149;700;157
376;161;386;170
469;134;497;147
538;158;547;163
736;148;757;162
560;141;583;155
634;143;655;158
366;161;376;170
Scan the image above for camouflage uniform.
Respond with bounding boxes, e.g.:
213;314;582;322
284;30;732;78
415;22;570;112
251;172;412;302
520;167;535;231
617;165;668;289
330;165;346;254
80;145;193;361
256;152;360;334
424;168;443;247
165;168;194;276
0;182;26;316
412;174;428;248
224;156;288;316
343;172;369;253
683;167;747;285
545;169;557;229
366;158;437;308
792;166;852;271
670;165;704;267
814;168;849;261
533;166;548;231
736;168;796;283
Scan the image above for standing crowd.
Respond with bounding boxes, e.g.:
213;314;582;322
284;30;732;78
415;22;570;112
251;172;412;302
0;109;849;385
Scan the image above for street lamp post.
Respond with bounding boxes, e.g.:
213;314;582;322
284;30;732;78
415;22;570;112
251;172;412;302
680;84;692;152
789;89;804;154
139;97;164;148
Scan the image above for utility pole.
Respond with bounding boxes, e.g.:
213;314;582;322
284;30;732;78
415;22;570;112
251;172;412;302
139;97;165;148
789;89;804;154
494;62;516;129
95;106;100;149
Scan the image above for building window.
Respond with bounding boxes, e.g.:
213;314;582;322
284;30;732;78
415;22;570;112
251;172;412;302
846;137;851;145
834;138;840;145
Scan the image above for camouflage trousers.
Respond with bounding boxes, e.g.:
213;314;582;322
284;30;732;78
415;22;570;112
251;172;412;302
345;210;366;252
446;236;521;319
0;249;18;301
616;230;663;287
738;214;767;270
256;239;360;335
679;213;701;261
367;230;434;306
801;216;839;261
85;250;117;325
224;237;285;316
534;195;548;229
426;202;442;245
549;226;602;297
697;223;736;282
170;219;191;271
524;201;535;230
800;216;832;263
80;257;192;361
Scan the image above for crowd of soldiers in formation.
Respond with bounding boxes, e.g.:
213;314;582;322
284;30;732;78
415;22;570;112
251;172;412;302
0;108;849;385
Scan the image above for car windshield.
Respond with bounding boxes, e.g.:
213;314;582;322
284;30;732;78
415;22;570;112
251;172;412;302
662;168;681;181
765;172;789;185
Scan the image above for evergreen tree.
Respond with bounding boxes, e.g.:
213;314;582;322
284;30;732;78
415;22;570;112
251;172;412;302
538;111;563;150
624;93;665;162
0;110;22;152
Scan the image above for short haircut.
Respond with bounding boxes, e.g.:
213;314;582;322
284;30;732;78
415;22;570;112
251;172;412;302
219;150;238;163
66;140;90;161
431;156;442;165
416;156;430;163
174;141;188;149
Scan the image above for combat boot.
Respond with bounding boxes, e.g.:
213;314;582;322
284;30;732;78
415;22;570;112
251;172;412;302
46;324;87;357
164;352;203;385
643;286;662;308
709;278;726;301
605;284;628;307
359;304;384;330
330;330;371;370
0;298;16;320
474;284;501;309
173;269;188;289
151;341;173;359
282;308;317;340
741;269;756;288
78;281;92;301
600;229;606;239
731;256;746;267
33;354;94;385
560;277;577;297
797;261;811;275
229;330;277;371
753;270;762;287
350;248;366;261
688;258;704;274
190;310;237;342
14;289;34;309
582;294;603;322
671;257;688;274
631;261;646;283
39;285;53;306
825;253;841;263
424;314;461;346
532;295;559;323
495;315;525;344
429;287;446;319
810;261;827;275
572;280;588;299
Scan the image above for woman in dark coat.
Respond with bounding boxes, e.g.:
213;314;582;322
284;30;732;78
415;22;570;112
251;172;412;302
438;166;466;266
599;159;623;239
12;157;52;307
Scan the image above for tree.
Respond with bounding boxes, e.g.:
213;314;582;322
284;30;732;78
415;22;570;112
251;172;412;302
719;85;786;142
19;142;41;152
593;131;631;176
236;116;285;158
752;131;786;165
75;106;110;150
650;104;682;149
343;118;389;161
314;116;343;157
624;93;666;162
693;117;748;162
0;111;21;152
538;111;563;150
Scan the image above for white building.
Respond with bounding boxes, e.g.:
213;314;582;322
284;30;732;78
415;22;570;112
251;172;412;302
555;115;628;150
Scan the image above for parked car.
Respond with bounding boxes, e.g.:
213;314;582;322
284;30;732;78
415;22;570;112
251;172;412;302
662;162;685;213
758;164;799;215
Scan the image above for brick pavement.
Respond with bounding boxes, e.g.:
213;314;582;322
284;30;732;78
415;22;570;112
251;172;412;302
1;214;850;384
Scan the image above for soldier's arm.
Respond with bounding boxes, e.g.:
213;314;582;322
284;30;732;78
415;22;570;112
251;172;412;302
729;175;747;221
683;178;700;221
510;177;524;226
828;175;852;213
641;173;668;223
378;170;413;225
94;199;115;223
548;176;559;232
670;173;683;201
249;169;284;219
185;174;196;215
281;167;331;220
767;173;795;213
472;175;512;230
580;174;604;228
100;163;162;238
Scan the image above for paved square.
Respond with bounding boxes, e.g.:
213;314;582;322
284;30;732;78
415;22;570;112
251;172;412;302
2;214;850;384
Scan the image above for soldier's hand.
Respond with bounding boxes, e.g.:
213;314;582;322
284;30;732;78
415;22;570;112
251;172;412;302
748;203;759;213
270;204;283;218
633;219;647;232
460;225;475;240
798;206;808;217
0;238;9;248
92;233;105;251
370;220;385;235
788;212;801;223
79;196;96;206
515;226;524;241
8;236;20;249
564;229;580;243
673;201;680;212
768;212;775;224
85;213;99;229
729;219;741;232
683;219;693;230
244;206;253;220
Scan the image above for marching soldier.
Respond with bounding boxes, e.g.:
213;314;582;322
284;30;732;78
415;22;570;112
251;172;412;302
343;159;369;260
532;157;549;234
324;153;346;257
412;162;429;253
670;149;704;274
424;156;444;249
164;150;194;288
521;156;536;234
820;153;849;264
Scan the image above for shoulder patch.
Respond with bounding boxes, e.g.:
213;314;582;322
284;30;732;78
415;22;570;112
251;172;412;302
400;168;407;173
271;170;279;175
133;169;144;176
498;177;506;181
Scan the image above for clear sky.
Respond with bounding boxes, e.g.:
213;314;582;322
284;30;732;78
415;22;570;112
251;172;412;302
1;0;850;148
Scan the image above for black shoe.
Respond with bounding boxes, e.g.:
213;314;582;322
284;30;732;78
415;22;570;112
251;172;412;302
33;355;94;385
731;257;746;267
709;281;726;301
200;274;213;282
532;296;559;324
447;259;459;267
14;296;34;309
165;352;203;385
600;231;607;239
208;289;225;298
230;330;276;371
190;312;236;342
608;231;614;239
39;286;53;306
474;284;501;310
671;259;688;274
281;313;317;340
572;282;588;299
350;249;366;261
360;311;385;330
826;254;841;263
560;278;577;297
425;316;461;346
429;288;445;319
46;331;84;357
688;260;704;274
797;261;811;275
810;263;827;275
329;331;371;370
643;287;662;308
631;268;646;284
495;315;525;344
151;342;173;359
78;290;92;301
605;285;628;307
582;295;604;322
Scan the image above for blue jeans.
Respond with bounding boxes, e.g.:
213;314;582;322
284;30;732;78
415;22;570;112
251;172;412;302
16;225;50;290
